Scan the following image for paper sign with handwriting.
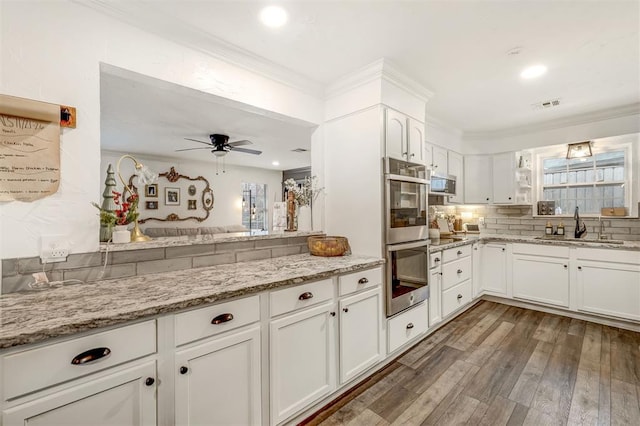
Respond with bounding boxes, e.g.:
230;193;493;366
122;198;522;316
0;95;60;201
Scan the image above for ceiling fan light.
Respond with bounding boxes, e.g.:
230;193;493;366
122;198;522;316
213;150;228;157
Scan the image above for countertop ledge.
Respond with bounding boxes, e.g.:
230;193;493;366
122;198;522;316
0;254;383;350
428;234;640;252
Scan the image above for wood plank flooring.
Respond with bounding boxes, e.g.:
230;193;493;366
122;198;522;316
301;301;640;426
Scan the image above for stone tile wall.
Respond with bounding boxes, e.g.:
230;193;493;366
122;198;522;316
434;205;640;241
1;236;310;294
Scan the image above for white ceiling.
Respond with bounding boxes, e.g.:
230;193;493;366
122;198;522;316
95;0;639;166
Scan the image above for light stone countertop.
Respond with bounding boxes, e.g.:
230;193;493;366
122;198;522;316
428;234;640;252
0;253;383;350
101;230;323;252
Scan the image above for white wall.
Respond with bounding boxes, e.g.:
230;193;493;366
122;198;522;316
100;152;282;230
0;0;322;259
425;116;464;153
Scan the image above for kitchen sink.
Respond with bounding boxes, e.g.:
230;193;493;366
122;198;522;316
533;236;625;244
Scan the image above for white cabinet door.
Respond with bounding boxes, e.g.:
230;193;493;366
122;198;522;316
385;109;407;161
270;302;336;425
576;261;640;321
175;326;261;426
432;145;449;176
3;362;156;426
493;152;516;204
512;255;570;307
339;287;383;384
480;244;507;295
464;155;493;204
407;118;425;165
447;151;464;203
424;142;435;173
429;267;442;326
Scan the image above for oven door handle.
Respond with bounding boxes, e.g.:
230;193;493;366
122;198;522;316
387;240;429;251
385;174;430;185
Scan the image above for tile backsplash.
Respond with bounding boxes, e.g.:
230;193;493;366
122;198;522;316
433;205;640;241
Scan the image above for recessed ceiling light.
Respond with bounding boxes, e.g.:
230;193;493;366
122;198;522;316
260;6;288;28
521;64;547;79
272;161;280;166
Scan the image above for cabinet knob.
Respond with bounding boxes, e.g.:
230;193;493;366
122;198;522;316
71;347;111;365
330;312;336;317
406;323;414;329
434;257;440;262
439;272;443;276
402;152;409;157
563;264;568;269
299;292;314;301
180;366;189;375
578;266;582;270
358;277;369;284
211;313;234;325
486;198;490;201
457;250;462;255
457;269;463;274
410;153;415;158
343;307;349;313
145;377;155;386
457;294;463;300
502;248;506;252
508;197;512;200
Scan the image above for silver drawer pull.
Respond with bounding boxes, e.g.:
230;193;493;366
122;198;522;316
299;292;314;300
211;313;234;325
358;277;369;284
71;347;111;365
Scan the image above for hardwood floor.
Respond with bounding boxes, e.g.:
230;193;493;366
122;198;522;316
301;301;640;426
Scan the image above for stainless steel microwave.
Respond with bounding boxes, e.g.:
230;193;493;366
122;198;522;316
430;174;456;196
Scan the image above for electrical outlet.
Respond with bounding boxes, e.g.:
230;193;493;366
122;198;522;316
40;235;69;263
478;217;485;227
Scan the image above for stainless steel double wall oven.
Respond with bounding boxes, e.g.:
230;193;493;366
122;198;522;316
384;157;430;317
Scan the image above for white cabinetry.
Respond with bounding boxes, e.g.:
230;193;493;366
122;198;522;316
575;248;640;321
493;152;532;205
387;302;429;353
270;285;336;425
447;151;464;203
385;109;424;164
441;245;473;318
429;251;443;326
512;244;570;307
480;243;507;295
174;296;262;426
430;144;449;174
464;155;493;204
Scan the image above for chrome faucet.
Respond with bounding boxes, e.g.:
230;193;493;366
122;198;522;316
574;206;587;239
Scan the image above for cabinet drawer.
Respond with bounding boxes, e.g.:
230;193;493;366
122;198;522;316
174;295;260;346
442;280;472;318
430;251;443;269
3;320;156;400
442;257;472;291
270;278;334;317
387;302;429;354
513;243;569;257
338;267;382;296
442;244;472;263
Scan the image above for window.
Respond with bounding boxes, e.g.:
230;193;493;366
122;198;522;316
242;183;267;231
541;150;627;215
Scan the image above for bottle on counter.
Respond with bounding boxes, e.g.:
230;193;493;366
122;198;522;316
545;221;554;235
557;221;565;236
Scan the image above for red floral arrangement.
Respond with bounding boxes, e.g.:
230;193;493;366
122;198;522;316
113;191;139;225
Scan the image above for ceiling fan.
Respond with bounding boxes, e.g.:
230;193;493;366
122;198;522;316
176;134;262;157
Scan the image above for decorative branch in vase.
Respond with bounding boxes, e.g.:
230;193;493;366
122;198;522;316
284;176;324;232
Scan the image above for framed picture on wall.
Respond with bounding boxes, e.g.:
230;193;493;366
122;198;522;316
165;187;180;206
188;199;197;210
145;201;158;210
145;184;158;198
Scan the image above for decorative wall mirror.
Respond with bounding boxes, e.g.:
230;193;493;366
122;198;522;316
129;166;214;223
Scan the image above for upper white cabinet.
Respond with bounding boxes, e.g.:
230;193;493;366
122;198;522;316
447;151;464;203
431;145;449;174
464;155;493;204
492;152;516;204
385;108;425;164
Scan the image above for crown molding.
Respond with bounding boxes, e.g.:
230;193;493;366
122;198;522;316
425;113;464;137
74;0;324;98
325;58;434;102
463;102;640;141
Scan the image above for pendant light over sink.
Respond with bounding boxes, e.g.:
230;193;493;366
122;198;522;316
566;141;593;159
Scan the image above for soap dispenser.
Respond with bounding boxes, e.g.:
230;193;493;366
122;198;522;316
545;221;553;236
557;221;565;236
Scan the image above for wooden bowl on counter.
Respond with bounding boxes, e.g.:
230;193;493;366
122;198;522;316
307;236;351;257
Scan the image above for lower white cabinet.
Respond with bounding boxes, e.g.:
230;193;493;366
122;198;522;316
480;243;507;295
339;287;383;384
429;265;442;326
2;361;157;426
270;301;336;425
512;245;570;308
174;325;261;426
387;302;429;353
576;250;640;321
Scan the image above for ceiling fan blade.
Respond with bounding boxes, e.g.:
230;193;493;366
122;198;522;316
230;146;262;155
175;147;212;152
184;138;212;146
228;139;252;147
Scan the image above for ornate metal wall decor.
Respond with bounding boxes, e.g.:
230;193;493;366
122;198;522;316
129;166;214;224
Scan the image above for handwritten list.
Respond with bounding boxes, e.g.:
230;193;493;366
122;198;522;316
0;95;60;201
